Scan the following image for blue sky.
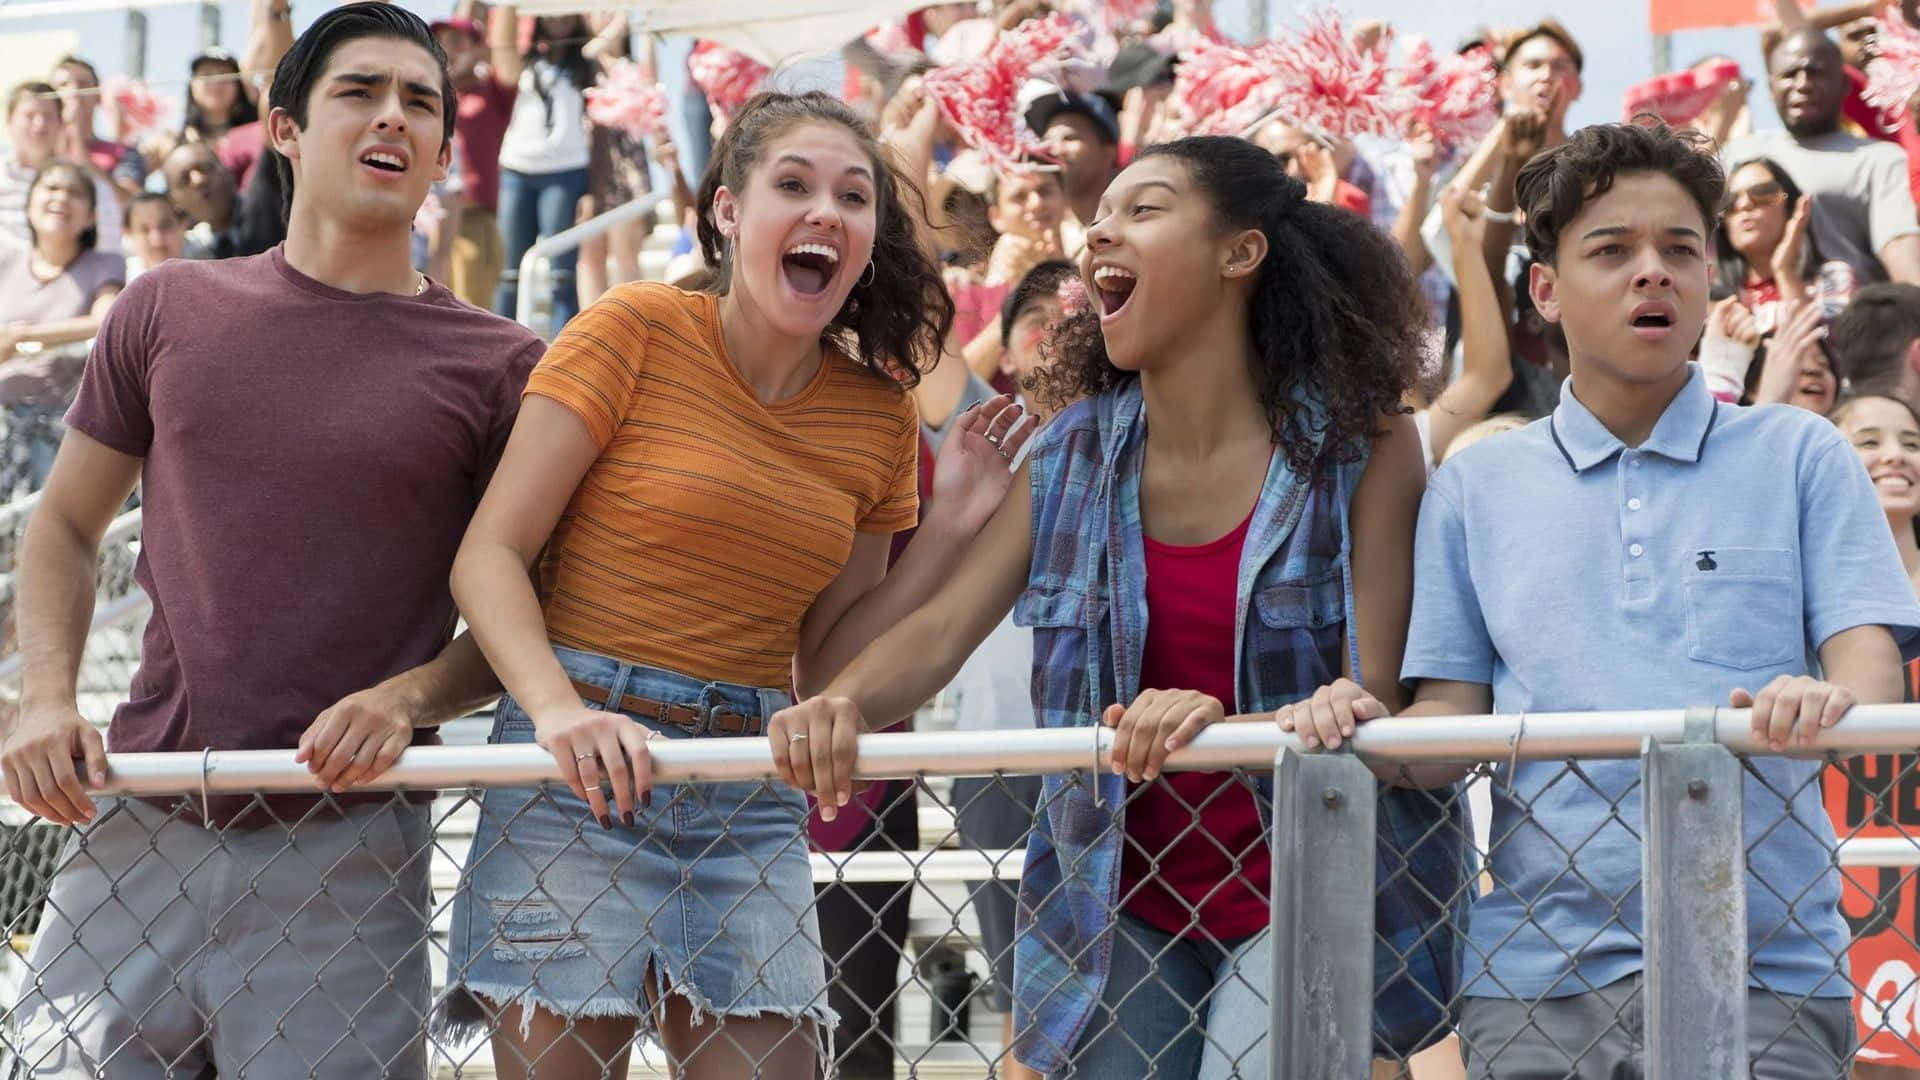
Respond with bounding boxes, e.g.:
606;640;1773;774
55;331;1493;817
1;1;1782;134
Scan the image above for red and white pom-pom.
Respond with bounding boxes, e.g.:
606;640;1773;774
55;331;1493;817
924;13;1086;175
1056;275;1090;318
1620;59;1743;126
1866;7;1920;129
688;43;770;123
1261;6;1410;141
865;19;919;59
103;75;168;142
1396;35;1499;154
585;60;668;138
1166;39;1285;137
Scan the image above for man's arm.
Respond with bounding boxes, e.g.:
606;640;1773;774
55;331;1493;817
1880;234;1920;285
2;431;142;825
1762;0;1882;58
489;5;525;92
242;0;294;106
294;629;502;792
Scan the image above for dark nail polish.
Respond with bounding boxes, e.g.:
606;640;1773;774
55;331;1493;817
622;811;635;827
642;790;653;809
598;814;612;829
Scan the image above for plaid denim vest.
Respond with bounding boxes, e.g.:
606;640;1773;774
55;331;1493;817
1010;381;1469;1070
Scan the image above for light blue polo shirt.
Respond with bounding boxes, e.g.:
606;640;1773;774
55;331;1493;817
1404;363;1920;1001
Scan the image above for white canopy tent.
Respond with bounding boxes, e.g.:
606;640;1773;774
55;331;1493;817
514;0;933;64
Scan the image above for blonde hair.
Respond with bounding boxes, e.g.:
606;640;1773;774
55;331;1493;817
1442;413;1529;463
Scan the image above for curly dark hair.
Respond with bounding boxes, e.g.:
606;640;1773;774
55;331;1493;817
1031;136;1426;473
695;91;954;388
1516;117;1725;267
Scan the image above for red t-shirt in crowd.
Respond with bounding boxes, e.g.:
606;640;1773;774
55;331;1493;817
216;122;265;190
1118;507;1273;940
457;78;518;214
64;246;543;820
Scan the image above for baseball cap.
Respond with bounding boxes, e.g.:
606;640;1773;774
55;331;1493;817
1107;44;1177;96
1025;90;1121;146
430;16;485;41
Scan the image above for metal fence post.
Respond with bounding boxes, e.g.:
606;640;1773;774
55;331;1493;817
1270;747;1375;1080
1643;708;1747;1078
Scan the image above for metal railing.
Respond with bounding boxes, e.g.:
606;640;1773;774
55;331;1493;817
513;196;669;335
0;712;1917;1076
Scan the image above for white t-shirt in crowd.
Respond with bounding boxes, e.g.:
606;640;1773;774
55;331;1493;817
952;611;1036;733
498;61;591;176
0;155;122;254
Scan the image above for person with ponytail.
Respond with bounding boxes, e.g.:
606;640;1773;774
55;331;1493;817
441;89;1028;1078
769;135;1465;1076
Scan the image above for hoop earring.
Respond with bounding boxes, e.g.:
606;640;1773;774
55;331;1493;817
859;261;876;288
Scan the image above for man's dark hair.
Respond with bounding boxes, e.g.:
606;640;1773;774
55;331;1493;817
1832;283;1920;397
54;56;98;84
1001;260;1078;349
1514;119;1725;267
7;81;55;120
266;2;456;215
124;190;182;229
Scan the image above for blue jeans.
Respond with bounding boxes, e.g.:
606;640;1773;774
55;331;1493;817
494;166;590;332
1055;909;1270;1079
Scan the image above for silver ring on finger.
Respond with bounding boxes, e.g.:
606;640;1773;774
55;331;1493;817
576;751;597;762
789;732;810;743
985;432;1001;447
996;447;1011;459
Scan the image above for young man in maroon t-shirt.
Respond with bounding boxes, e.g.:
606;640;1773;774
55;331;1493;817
1;6;540;1076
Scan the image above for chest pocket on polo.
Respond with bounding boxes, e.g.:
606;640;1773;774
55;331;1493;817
1252;566;1347;691
1684;546;1802;670
1015;585;1101;727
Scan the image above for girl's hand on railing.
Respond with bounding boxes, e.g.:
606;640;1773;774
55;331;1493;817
768;696;869;822
532;706;655;829
1103;689;1224;783
1275;679;1387;751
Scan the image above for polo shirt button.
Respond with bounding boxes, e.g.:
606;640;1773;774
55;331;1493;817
1630;543;1644;557
1628;498;1642;511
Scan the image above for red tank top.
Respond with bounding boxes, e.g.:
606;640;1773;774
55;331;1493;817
1118;507;1273;939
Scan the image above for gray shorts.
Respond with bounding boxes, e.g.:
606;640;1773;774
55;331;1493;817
9;796;432;1079
1459;975;1852;1079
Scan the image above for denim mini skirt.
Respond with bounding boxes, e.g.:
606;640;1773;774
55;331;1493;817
438;645;835;1044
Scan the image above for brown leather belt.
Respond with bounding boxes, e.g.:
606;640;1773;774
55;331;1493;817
570;679;767;736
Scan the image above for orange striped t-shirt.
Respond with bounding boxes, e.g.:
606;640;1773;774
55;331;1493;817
525;282;920;688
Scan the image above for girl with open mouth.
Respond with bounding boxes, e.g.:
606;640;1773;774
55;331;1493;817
769;135;1467;1077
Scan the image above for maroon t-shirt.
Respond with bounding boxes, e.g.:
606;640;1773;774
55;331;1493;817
457;80;517;214
65;246;542;815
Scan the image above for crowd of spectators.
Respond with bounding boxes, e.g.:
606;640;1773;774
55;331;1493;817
14;0;1920;1077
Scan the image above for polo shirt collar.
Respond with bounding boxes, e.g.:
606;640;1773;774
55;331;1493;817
1549;363;1716;473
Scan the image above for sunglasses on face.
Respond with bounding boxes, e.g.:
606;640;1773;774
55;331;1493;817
1726;181;1787;214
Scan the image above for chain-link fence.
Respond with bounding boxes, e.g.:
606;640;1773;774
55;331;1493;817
0;497;145;739
0;718;1917;1078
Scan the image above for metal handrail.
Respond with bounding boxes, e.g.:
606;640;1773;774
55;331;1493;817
513;196;670;333
26;704;1920;797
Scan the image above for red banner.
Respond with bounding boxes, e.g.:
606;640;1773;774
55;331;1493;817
1651;0;1769;33
1824;756;1920;1068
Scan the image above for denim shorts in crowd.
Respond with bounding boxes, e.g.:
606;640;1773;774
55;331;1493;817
437;645;836;1045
